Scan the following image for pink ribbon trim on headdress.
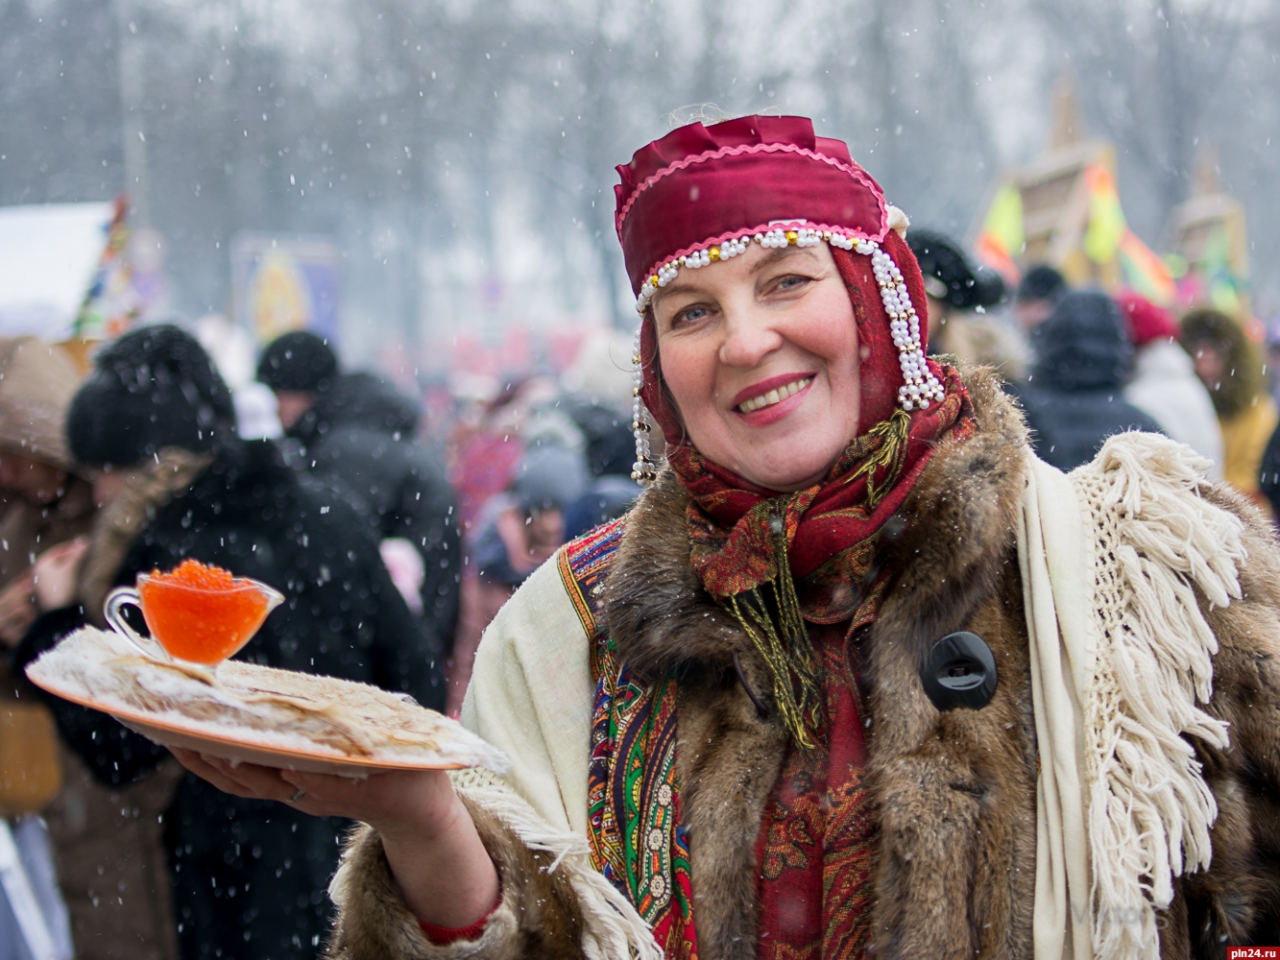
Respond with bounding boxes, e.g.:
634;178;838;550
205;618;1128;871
614;142;888;239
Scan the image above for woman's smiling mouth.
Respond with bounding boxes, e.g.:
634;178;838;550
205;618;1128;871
735;376;814;413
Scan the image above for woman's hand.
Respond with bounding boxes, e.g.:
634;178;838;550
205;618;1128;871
171;749;500;929
0;573;37;647
32;538;89;612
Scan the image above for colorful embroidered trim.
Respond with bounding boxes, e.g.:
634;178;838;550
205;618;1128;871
558;517;627;637
560;525;698;960
587;638;696;960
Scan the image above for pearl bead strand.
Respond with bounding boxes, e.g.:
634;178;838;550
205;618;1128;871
631;329;657;484
853;237;944;411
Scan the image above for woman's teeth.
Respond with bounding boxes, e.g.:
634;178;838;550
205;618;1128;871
737;377;812;413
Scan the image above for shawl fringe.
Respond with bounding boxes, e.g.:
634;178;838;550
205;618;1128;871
449;768;662;960
1070;432;1240;959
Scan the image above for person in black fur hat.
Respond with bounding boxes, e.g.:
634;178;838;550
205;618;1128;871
258;336;461;668
906;228;1025;378
256;329;338;430
68;323;237;466
13;324;440;960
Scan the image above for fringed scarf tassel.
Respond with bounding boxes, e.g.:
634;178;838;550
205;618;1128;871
724;511;824;749
716;410;915;748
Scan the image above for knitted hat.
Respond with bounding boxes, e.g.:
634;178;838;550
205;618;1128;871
256;331;338;393
905;229;1005;312
512;444;588;513
1017;265;1067;304
1032;291;1133;391
1115;293;1179;346
67;324;237;468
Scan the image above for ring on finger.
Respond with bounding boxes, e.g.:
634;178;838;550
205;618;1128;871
288;789;306;803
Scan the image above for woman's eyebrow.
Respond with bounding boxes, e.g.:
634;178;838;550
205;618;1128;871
749;246;818;275
652;245;821;311
650;277;700;312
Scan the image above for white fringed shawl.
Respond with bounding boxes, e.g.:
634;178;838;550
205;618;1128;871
1019;433;1243;960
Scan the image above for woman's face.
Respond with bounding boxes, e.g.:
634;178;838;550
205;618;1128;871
1191;342;1226;391
652;242;861;491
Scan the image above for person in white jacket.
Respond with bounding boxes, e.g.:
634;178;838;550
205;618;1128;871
1118;292;1224;481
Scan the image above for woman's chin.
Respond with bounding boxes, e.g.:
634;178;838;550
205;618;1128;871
722;421;853;490
735;451;838;492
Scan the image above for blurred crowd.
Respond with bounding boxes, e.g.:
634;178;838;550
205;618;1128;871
0;322;637;959
0;228;1274;960
905;229;1279;512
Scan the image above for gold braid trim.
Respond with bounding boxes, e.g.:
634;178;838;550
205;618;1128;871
843;408;911;508
719;411;912;748
724;506;823;749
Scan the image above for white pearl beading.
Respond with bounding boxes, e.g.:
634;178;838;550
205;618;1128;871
853;237;945;412
631;328;657;484
634;228;850;316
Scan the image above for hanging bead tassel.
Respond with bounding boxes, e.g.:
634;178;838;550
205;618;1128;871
631;330;658;485
855;237;945;412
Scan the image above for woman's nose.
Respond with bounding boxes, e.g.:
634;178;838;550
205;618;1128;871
718;309;783;369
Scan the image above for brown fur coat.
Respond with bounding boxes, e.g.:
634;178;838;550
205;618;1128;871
329;370;1280;959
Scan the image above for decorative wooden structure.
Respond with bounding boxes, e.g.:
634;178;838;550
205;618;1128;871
973;75;1173;303
1162;149;1252;316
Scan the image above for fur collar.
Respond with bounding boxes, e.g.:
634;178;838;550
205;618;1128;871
604;366;1029;679
78;448;213;625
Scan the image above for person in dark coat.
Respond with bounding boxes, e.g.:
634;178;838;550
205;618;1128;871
12;325;438;960
253;330;339;432
257;336;461;664
1020;290;1164;470
556;394;641;541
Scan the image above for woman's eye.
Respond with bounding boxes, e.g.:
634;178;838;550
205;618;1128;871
674;305;710;325
774;274;811;292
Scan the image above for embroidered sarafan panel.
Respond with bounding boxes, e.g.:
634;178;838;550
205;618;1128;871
559;521;698;960
561;521;876;959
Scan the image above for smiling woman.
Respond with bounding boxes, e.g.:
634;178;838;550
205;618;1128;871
177;116;1280;960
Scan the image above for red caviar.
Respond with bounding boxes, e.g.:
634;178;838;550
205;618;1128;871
138;559;272;664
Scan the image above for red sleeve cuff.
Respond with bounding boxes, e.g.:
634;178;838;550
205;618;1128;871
418;885;502;945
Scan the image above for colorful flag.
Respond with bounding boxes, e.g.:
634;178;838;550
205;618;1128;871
1118;229;1176;306
1082;163;1175;305
976;184;1024;284
1083;164;1126;265
1202;223;1243;314
73;195;140;339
